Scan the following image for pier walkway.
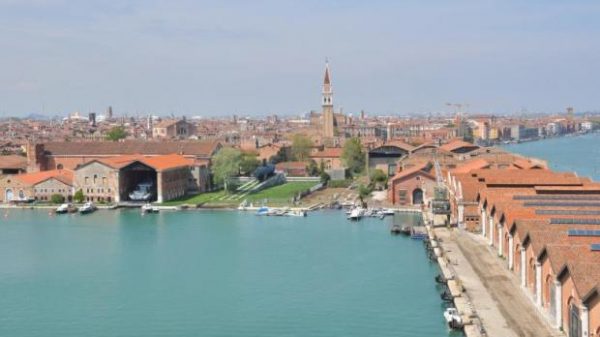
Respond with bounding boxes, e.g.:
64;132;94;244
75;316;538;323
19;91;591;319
436;228;561;337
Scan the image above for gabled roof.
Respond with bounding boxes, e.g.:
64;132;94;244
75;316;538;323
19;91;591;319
439;139;480;153
15;169;74;186
389;162;435;182
0;155;27;170
42;141;220;158
451;158;490;174
310;147;343;158
512;157;548;170
77;154;193;172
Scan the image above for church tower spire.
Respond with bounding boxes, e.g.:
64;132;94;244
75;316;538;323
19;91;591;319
322;60;335;138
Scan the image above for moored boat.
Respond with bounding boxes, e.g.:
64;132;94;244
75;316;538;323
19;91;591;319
78;202;97;214
443;307;463;329
381;208;395;215
55;203;76;214
256;207;270;216
142;203;160;214
347;208;364;221
285;209;307;217
128;182;154;201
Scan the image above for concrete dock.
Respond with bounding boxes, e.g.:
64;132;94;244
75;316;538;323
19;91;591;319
428;225;561;337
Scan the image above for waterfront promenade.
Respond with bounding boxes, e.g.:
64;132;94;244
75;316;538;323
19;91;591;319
433;227;561;337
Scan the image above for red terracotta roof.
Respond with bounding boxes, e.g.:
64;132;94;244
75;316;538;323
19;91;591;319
390;162;434;182
0;155;27;170
42;140;220;158
439;139;479;153
95;154;193;171
15;169;74;186
451;158;490;174
310;147;343;158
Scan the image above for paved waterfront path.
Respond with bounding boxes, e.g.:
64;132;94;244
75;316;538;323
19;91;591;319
438;228;561;337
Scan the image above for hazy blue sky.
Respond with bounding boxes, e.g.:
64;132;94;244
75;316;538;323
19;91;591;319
1;0;599;117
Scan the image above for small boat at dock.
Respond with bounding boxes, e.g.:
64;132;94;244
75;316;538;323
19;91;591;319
435;274;447;284
400;225;412;235
256;207;270;216
390;224;402;235
347;208;364;221
443;307;463;329
285;209;307;217
55;203;76;214
78;202;97;214
142;203;160;214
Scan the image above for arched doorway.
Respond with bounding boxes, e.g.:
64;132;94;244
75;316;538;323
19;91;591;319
5;189;13;202
515;244;521;274
529;258;536;292
546;275;556;319
412;188;424;205
568;298;581;337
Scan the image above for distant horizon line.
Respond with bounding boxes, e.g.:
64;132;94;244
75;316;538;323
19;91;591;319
2;109;600;121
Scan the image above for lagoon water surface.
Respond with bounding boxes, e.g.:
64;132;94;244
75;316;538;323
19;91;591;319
0;210;456;337
504;132;600;180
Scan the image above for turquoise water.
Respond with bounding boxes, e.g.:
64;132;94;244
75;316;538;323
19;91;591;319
0;210;457;337
504;132;600;180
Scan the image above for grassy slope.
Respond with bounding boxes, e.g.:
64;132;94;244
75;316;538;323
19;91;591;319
162;181;318;206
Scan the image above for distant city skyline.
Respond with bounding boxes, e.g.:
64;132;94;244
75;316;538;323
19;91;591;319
1;0;600;117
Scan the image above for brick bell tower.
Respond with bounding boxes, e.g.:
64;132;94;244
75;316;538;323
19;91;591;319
322;60;335;139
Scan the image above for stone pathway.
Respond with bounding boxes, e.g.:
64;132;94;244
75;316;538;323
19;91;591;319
437;228;562;337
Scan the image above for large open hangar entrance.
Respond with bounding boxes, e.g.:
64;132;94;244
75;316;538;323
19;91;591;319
119;161;158;202
368;145;410;176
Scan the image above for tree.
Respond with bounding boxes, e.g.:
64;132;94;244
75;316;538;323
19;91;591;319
211;147;242;191
341;137;365;176
306;160;319;176
358;184;372;208
240;153;260;176
320;171;330;184
291;134;312;161
105;126;127;141
50;194;65;204
369;169;388;190
73;189;85;203
269;147;288;164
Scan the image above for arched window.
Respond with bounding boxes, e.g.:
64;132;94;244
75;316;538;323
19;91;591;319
93;175;98;184
57;164;64;170
568;298;581;337
412;188;424;205
515;244;521;274
18;190;25;200
5;189;13;201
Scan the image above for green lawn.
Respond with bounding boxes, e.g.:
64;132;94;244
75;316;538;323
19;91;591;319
244;181;317;204
161;190;227;206
161;181;319;207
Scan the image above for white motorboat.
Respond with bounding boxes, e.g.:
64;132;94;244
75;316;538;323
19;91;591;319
286;210;307;217
443;308;463;329
55;203;75;214
347;208;364;221
129;182;154;201
141;203;159;214
382;208;395;215
78;202;97;214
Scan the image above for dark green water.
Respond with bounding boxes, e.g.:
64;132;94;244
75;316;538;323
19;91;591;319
504;132;600;180
0;210;457;337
